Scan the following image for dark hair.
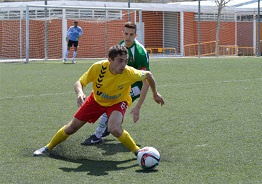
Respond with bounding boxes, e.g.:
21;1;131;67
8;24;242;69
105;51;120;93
108;45;128;60
124;22;137;34
74;21;78;23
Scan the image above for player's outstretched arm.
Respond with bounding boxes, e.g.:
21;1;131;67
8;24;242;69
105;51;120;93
130;80;149;123
74;80;86;107
144;72;165;106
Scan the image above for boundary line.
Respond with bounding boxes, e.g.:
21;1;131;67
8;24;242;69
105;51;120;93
1;78;261;100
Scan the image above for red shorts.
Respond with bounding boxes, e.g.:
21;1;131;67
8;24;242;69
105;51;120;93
74;92;128;123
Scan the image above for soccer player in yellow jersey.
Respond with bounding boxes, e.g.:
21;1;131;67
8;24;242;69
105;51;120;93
34;44;164;157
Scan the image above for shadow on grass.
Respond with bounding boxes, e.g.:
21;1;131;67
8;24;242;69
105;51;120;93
135;169;159;173
51;153;137;176
62;62;76;64
94;139;131;155
23;144;158;176
93;138;141;155
26;137;149;175
47;140;137;176
49;152;158;176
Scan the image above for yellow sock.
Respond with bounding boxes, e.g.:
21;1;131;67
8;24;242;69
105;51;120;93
46;125;69;150
117;129;140;154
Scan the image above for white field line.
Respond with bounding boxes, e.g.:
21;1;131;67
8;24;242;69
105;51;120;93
158;78;262;88
0;92;76;100
1;78;262;100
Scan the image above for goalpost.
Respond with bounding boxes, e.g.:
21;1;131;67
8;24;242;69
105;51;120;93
24;5;142;62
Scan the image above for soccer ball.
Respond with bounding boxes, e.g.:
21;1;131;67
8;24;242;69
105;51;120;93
137;146;160;170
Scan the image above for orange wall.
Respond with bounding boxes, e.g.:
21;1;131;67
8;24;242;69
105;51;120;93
183;12;236;46
0;12;132;59
0;21;2;57
1;12;261;59
198;22;235;45
237;22;253;47
143;11;163;48
0;20;24;58
184;12;197;45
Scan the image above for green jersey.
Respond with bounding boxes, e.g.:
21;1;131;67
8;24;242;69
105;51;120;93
119;39;150;101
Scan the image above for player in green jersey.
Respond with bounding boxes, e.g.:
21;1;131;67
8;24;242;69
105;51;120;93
81;22;150;145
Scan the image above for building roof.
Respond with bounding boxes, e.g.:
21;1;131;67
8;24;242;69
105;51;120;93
0;0;261;14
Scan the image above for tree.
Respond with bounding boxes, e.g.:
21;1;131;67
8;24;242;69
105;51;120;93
214;0;231;56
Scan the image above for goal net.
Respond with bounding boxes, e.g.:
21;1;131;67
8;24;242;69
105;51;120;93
0;5;142;62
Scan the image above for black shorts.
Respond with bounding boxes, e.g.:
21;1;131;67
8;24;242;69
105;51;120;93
68;40;78;47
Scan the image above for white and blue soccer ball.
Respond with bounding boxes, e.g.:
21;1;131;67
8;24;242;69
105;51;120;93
137;146;160;170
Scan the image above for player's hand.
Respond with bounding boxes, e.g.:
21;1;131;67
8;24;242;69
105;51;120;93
130;106;140;123
77;94;86;107
153;92;165;106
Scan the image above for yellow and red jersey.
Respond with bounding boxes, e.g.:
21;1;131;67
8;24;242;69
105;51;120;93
79;60;148;107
